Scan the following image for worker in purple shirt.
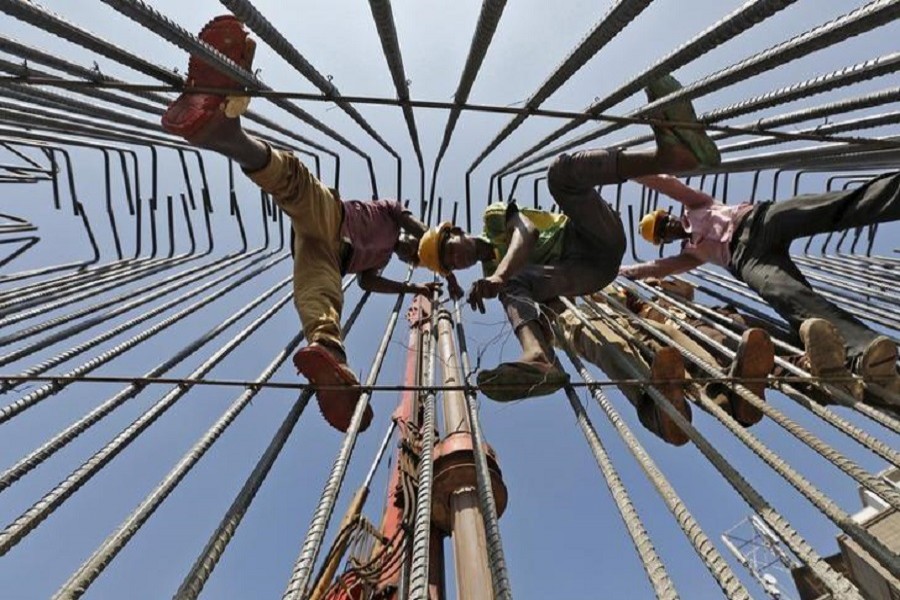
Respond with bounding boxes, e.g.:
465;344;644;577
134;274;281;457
160;16;459;433
622;173;900;405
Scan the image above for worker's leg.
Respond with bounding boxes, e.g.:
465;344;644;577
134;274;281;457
737;251;878;361
500;259;617;362
291;234;373;432
736;252;873;400
478;259;619;402
556;309;692;446
760;171;900;245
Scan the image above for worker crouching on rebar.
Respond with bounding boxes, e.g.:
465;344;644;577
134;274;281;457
419;75;721;402
556;281;775;445
160;16;447;433
622;171;900;407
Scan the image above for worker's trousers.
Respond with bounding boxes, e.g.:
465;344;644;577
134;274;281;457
730;171;900;359
500;149;627;333
248;148;345;352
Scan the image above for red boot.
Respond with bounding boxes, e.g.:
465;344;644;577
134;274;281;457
161;15;256;144
294;345;373;433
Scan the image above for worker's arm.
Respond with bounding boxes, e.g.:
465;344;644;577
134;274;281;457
445;272;465;300
619;253;704;280
358;270;442;295
634;174;714;209
467;205;538;313
397;210;428;239
492;207;539;282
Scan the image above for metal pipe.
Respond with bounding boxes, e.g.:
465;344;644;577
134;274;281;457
281;268;416;599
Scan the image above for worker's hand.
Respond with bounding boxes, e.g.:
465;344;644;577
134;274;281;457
467;275;505;314
446;274;465;301
618;267;636;280
409;281;443;296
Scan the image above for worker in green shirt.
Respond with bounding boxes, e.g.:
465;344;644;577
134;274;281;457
418;75;721;401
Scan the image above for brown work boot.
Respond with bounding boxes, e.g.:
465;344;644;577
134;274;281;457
856;336;900;406
636;347;691;446
798;318;862;401
724;328;774;426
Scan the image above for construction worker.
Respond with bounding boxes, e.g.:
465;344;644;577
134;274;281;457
556;281;775;446
623;173;900;405
418;75;721;401
161;16;448;433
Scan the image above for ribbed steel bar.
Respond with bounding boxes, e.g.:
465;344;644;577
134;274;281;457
594;290;900;581
0;255;275;396
0;0;181;84
583;295;864;599
0;247;269;359
281;271;414;600
0;285;295;556
555;309;750;599
172;287;371;600
0;265;297;491
685;270;900;435
497;1;900;179
466;0;654;170
0;33;337;166
696;266;900;341
622;282;900;505
52;335;299;599
220;0;401;156
559;375;679;600
94;0;379;195
430;0;506;228
450;299;513;599
405;297;438;599
590;84;900;164
491;0;797;177
0;0;343;187
643;279;900;469
368;0;423;201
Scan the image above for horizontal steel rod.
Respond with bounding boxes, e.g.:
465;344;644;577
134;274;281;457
3;77;899;150
0;372;868;391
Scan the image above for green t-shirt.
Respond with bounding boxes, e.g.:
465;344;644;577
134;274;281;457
481;202;568;276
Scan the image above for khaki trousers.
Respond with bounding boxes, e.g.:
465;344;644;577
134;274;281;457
248;149;344;351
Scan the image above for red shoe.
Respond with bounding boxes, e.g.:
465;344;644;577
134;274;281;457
294;345;372;433
162;15;256;144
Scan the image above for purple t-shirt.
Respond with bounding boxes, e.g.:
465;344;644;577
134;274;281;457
341;199;404;273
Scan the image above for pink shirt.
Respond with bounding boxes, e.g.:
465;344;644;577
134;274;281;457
680;201;753;267
341;199;405;274
619;175;752;280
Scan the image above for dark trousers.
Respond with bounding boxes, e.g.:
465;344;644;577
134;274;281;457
730;171;900;359
501;149;627;332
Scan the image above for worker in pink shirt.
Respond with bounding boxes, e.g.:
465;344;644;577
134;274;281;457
622;173;900;405
160;16;456;433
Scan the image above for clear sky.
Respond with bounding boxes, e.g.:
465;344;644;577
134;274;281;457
1;1;899;599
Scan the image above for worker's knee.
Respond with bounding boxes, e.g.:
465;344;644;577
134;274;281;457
547;153;574;194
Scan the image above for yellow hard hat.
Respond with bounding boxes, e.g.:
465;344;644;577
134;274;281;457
639;209;669;245
418;221;453;276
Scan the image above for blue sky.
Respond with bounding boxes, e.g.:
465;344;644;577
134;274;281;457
1;1;899;598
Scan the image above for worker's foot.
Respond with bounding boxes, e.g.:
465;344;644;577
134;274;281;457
645;74;721;168
477;359;569;402
798;318;862;402
722;328;774;426
856;336;900;407
637;347;690;446
294;343;372;433
162;15;256;145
